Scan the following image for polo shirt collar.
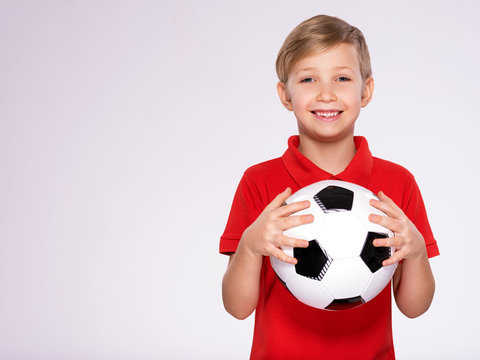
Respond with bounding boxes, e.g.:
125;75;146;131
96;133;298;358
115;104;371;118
281;135;373;189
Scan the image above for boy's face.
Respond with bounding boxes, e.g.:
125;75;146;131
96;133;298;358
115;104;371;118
277;43;374;144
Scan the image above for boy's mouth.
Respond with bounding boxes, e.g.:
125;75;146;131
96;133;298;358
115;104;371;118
311;110;343;121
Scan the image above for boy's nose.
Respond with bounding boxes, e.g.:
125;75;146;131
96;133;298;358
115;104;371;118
315;86;336;102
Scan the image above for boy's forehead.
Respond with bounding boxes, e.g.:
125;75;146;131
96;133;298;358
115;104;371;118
291;43;361;74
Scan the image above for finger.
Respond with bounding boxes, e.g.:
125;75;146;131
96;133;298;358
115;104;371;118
276;199;311;217
373;235;403;248
368;214;402;233
369;198;402;219
281;213;314;230
382;250;404;266
281;236;309;248
271;246;298;265
370;191;403;218
266;187;292;211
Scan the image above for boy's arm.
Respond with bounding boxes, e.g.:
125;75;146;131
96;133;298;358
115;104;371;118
392;255;435;318
222;188;312;320
222;246;263;320
369;191;435;318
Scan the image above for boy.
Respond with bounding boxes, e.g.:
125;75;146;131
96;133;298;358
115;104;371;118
220;15;439;359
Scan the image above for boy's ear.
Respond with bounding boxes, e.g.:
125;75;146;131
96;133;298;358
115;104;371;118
277;81;293;111
361;77;374;107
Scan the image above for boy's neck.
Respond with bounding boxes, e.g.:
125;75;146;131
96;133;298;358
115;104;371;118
297;135;357;176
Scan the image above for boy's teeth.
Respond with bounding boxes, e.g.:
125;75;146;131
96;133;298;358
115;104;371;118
314;111;340;117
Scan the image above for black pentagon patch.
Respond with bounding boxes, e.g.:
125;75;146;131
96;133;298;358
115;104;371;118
326;296;365;310
360;232;391;273
313;186;354;212
294;240;331;281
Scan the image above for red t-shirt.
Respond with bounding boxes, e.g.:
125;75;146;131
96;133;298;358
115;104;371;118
220;136;439;360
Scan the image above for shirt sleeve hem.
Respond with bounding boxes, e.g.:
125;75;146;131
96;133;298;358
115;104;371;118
219;236;240;255
426;241;440;258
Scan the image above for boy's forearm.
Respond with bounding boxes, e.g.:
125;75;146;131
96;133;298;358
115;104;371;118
393;252;435;319
222;240;263;320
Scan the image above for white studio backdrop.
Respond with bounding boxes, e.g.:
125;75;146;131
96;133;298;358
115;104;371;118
0;0;479;359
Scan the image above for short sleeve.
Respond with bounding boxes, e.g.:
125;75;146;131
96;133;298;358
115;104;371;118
402;172;440;258
219;172;264;255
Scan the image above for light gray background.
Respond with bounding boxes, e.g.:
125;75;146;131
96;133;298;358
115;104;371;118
1;0;479;359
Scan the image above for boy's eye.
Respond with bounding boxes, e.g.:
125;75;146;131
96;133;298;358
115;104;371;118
337;76;350;82
300;77;314;83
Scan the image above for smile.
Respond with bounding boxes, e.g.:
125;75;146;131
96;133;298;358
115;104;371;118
311;110;343;121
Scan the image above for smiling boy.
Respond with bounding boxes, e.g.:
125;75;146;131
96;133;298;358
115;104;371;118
220;15;439;359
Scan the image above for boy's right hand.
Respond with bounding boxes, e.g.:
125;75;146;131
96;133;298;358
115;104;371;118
238;187;313;265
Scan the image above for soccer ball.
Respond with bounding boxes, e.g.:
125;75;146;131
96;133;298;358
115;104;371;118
270;180;397;310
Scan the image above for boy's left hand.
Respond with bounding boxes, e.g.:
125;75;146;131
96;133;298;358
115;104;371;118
368;191;427;266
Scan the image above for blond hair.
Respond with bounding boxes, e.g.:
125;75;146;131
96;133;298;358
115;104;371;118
276;15;372;84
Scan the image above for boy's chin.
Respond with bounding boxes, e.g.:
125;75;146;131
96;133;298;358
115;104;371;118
298;128;356;145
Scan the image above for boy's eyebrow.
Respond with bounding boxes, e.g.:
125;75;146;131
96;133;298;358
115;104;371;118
333;65;354;71
295;67;316;74
294;65;355;75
